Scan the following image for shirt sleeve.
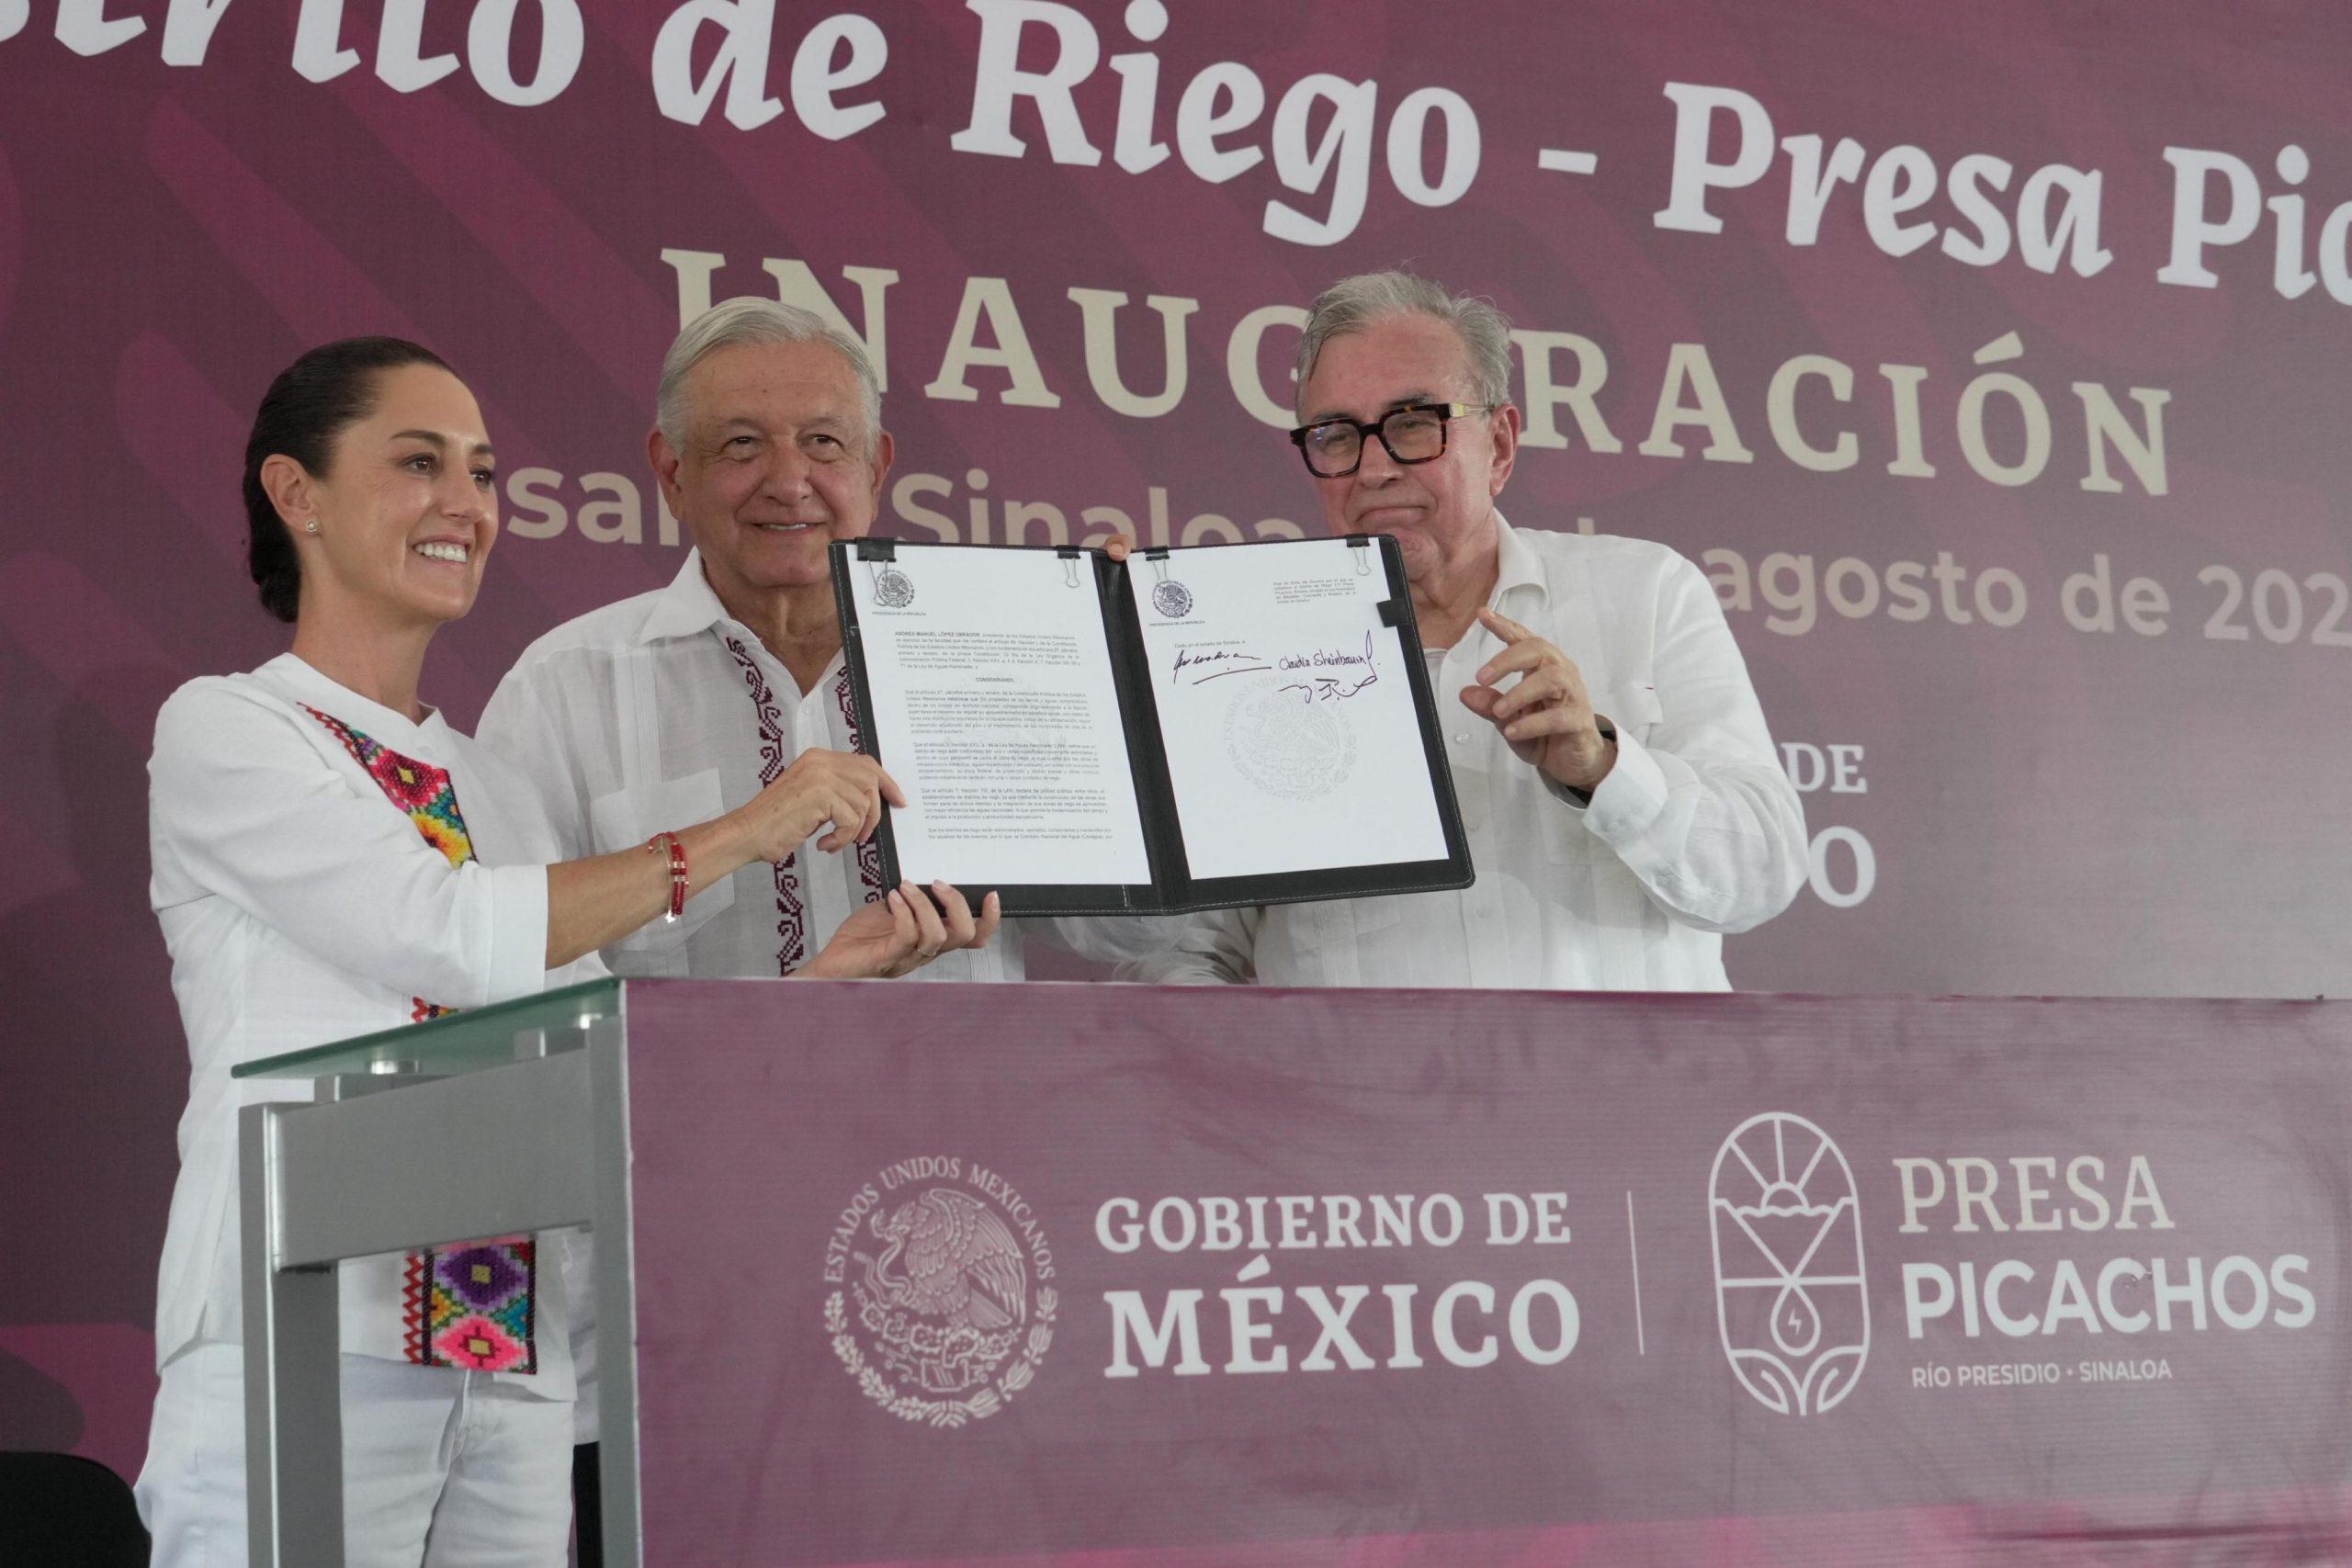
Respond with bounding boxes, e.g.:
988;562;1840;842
1112;908;1260;985
476;656;594;861
1035;913;1205;967
150;682;550;1007
1568;556;1809;935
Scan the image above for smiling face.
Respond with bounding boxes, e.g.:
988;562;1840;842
650;338;893;608
284;363;499;631
1295;312;1517;593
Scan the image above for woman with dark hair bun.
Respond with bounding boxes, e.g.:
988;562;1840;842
139;340;997;1564
240;336;456;623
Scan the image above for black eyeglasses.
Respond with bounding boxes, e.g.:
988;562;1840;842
1288;401;1493;478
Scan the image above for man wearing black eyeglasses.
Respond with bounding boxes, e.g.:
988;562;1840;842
1121;269;1807;991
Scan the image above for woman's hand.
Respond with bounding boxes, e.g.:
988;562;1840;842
730;748;905;863
799;881;1001;978
544;752;908;970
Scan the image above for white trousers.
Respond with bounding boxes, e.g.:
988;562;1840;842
136;1341;573;1568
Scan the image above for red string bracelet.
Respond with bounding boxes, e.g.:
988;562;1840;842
645;831;687;922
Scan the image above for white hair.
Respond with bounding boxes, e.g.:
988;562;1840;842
654;297;882;451
1293;269;1513;417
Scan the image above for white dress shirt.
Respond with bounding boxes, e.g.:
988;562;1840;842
478;550;1170;979
147;653;598;1392
1121;518;1807;990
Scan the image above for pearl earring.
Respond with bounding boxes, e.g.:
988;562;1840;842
304;520;321;535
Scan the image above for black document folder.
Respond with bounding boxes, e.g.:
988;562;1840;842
831;534;1474;917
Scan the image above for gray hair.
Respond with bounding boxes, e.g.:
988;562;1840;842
1293;269;1513;417
654;297;883;452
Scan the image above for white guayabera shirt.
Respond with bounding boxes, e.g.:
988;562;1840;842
147;653;597;1393
1120;517;1809;990
478;551;1173;980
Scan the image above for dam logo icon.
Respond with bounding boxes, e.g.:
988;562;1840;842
1709;1111;1869;1416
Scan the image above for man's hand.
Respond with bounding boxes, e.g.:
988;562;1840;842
799;880;1001;978
1101;534;1136;563
1460;607;1617;793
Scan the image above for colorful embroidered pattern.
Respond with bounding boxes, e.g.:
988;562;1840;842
404;1242;537;1373
303;705;473;867
301;704;536;1376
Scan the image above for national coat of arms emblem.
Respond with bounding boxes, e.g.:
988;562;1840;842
827;1171;1057;1427
872;564;916;608
1147;553;1193;618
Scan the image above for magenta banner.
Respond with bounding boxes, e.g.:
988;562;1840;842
6;0;2352;1481
625;979;2352;1562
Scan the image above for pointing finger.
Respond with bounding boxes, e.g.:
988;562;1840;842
1477;606;1535;644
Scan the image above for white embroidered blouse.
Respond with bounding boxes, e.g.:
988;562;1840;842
147;652;600;1393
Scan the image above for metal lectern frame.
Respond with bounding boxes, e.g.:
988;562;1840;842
233;977;642;1568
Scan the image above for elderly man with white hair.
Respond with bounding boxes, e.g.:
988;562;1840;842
482;297;1163;984
483;297;1189;1478
1122;269;1809;990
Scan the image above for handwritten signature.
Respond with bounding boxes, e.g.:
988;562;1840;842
1176;631;1383;700
1173;646;1272;684
1278;633;1381;703
1275;630;1375;672
1281;670;1379;704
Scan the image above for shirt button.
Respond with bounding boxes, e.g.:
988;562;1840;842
1463;816;1482;833
1453;732;1470;745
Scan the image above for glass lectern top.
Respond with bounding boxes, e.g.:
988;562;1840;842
232;976;623;1080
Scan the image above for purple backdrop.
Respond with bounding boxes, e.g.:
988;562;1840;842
3;0;2349;1483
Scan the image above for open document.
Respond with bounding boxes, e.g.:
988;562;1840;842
834;536;1471;915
